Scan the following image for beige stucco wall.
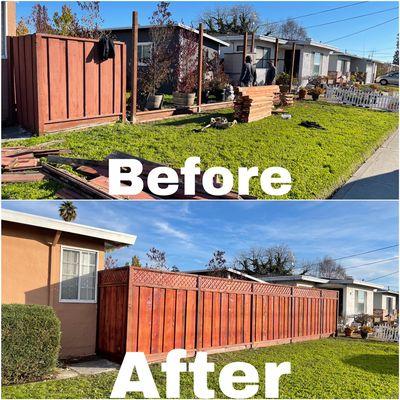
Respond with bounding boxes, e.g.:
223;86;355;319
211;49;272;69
2;221;105;358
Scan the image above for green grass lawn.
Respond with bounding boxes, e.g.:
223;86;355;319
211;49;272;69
2;339;398;399
2;101;398;199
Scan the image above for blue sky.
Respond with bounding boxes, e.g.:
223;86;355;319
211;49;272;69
2;200;399;290
16;1;399;62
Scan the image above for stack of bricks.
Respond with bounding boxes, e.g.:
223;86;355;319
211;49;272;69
234;85;280;123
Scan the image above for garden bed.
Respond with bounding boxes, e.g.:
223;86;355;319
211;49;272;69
1;338;398;399
2;101;398;199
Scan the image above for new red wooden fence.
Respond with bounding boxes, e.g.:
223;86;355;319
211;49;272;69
9;33;126;135
97;267;338;362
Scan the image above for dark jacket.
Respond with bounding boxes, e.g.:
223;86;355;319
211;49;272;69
239;62;257;86
266;65;276;85
98;37;115;61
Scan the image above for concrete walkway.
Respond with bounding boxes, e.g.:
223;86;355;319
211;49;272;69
55;358;119;380
332;130;399;199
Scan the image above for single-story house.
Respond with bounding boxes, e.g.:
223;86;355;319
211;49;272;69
215;34;339;86
1;1;16;125
329;51;378;84
256;275;385;324
1;209;136;358
373;288;398;322
107;23;230;91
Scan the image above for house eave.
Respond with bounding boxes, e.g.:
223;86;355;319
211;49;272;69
105;24;230;47
2;209;136;248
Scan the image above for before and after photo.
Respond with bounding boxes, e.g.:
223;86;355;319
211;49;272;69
0;1;399;399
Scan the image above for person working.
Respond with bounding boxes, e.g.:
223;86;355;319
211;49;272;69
266;61;276;85
239;56;257;87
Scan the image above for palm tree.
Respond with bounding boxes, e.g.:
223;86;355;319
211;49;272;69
58;201;77;222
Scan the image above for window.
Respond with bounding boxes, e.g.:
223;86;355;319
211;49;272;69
256;47;271;68
138;43;152;65
354;290;367;314
311;52;322;75
60;248;98;302
1;2;7;59
386;297;393;314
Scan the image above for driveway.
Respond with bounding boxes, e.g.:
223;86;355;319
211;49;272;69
332;130;399;200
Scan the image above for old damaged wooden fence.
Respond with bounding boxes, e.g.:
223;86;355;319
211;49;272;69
97;267;338;362
8;33;126;135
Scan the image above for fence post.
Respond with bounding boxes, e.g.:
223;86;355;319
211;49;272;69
197;23;204;113
290;286;294;343
242;32;248;64
289;42;296;93
274;37;279;68
250;283;255;348
195;275;202;354
319;290;323;338
250;32;256;54
131;11;138;123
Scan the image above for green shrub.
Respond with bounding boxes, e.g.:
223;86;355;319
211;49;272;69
2;304;61;385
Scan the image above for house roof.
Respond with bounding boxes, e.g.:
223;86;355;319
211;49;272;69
186;268;266;283
214;34;339;52
106;23;230;47
2;209;137;249
259;275;330;284
376;289;399;296
324;278;384;290
331;51;380;63
258;274;384;289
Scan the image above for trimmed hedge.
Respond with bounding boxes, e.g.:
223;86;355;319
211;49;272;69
2;304;61;385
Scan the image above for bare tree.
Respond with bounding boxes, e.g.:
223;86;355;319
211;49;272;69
393;34;399;65
233;245;295;275
199;4;261;34
277;19;308;41
28;4;54;34
301;256;348;279
207;250;227;271
104;255;118;269
146;247;168;270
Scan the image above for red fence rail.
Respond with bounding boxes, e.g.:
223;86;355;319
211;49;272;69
97;267;338;362
9;33;126;135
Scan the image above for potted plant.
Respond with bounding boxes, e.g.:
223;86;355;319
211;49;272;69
205;53;230;102
359;326;373;339
173;30;198;109
344;326;354;337
308;87;324;101
276;72;291;94
138;19;174;110
298;87;307;100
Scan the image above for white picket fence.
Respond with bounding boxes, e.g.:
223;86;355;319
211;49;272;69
373;324;399;342
325;86;399;112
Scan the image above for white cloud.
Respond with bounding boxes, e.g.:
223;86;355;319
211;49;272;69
153;221;190;241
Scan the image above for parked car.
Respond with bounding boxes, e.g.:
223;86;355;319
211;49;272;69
375;72;399;86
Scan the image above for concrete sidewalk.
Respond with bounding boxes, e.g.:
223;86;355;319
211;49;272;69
332;130;399;200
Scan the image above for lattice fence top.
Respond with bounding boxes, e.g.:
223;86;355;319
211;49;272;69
321;289;339;299
253;283;291;296
293;287;322;298
130;267;198;289
98;267;129;286
200;276;253;293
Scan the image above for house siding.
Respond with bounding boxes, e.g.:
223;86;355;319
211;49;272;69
2;221;105;358
1;1;16;124
111;26;221;92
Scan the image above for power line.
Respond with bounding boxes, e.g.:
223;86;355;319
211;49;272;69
333;244;399;261
368;270;399;282
326;16;399;43
304;7;398;29
343;256;399;270
259;1;368;27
